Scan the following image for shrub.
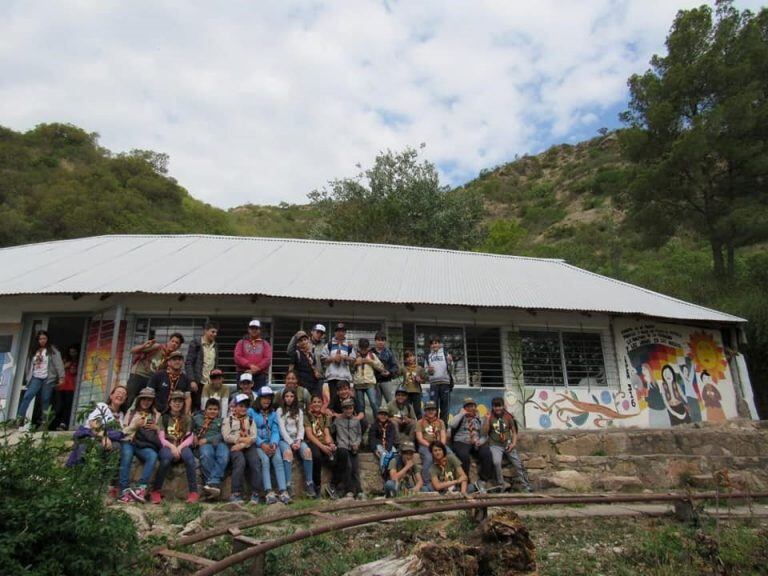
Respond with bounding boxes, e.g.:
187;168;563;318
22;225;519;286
0;428;140;575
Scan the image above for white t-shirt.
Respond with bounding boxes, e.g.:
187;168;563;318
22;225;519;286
32;349;49;379
86;402;120;429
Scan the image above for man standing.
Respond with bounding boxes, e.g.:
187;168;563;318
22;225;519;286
185;322;219;413
234;319;272;387
287;323;326;378
126;332;184;409
424;336;453;425
321;323;356;402
148;350;192;414
373;331;400;405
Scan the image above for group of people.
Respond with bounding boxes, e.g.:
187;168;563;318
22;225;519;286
54;319;531;504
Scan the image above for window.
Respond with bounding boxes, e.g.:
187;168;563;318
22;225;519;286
465;327;503;387
520;330;606;387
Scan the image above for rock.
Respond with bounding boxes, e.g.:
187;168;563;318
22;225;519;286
180;518;202;537
114;504;150;534
200;509;254;529
597;476;644;492
540;470;592;492
344;555;422;576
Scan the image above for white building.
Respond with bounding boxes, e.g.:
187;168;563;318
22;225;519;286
0;234;757;429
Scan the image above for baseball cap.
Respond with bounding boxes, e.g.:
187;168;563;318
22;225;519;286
424;401;437;410
258;385;275;397
234;393;250;405
249;319;261;328
137;387;156;399
335;322;346;331
400;441;416;453
313;324;326;333
377;406;391;415
167;350;184;360
463;397;477;407
170;390;185;401
341;398;354;408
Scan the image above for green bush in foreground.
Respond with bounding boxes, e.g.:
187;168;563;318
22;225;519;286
0;429;140;576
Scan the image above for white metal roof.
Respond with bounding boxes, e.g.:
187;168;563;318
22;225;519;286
0;235;744;323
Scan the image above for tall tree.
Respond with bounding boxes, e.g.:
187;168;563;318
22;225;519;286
308;146;484;250
619;1;768;277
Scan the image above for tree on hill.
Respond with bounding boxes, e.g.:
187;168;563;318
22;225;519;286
619;0;768;278
0;123;234;247
307;146;484;250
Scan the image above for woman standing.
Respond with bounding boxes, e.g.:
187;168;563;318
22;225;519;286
53;345;79;430
16;330;65;430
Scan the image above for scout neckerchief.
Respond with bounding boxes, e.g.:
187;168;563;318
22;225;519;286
236;414;250;439
167;368;181;395
378;420;392;450
422;414;441;441
198;415;214;438
435;456;454;481
466;414;478;443
491;412;509;444
309;411;327;444
261;409;272;442
167;414;185;444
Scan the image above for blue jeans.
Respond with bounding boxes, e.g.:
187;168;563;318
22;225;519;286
384;479;431;497
17;377;54;421
429;383;452;425
154;446;198;493
119;443;158;491
354;388;379;415
199;442;229;486
257;446;287;492
279;440;313;488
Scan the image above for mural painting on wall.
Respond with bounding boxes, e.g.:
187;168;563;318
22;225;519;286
0;325;21;416
615;319;734;427
77;317;126;411
523;320;735;430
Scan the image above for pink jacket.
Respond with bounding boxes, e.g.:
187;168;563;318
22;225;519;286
234;337;272;374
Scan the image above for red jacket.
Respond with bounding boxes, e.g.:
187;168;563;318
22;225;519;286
234;337;272;374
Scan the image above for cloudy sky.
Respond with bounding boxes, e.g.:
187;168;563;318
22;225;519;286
1;1;762;207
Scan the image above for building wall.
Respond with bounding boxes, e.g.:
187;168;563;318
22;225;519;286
0;294;752;429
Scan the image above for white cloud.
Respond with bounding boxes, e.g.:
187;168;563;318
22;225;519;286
1;0;763;207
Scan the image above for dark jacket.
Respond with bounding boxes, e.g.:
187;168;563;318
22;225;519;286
374;347;400;383
369;419;399;452
185;337;217;384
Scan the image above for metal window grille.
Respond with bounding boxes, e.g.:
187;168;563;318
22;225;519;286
465;327;503;387
520;330;606;387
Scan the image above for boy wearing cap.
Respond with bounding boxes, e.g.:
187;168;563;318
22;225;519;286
229;372;257;414
332;398;363;499
321;323;356;401
126;332;184;409
369;406;398;474
201;368;229;418
193;398;229;499
223;393;263;504
148;350;192;414
387;387;416;440
424;336;454;426
449;398;494;486
373;331;400;404
384;441;424;497
482;397;532;492
153;391;198;504
287;331;323;397
352;338;384;417
287;325;326;384
185;322;219;413
415;400;448;488
234;320;272;387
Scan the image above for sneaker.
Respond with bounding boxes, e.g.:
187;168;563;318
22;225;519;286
186;492;200;504
324;485;338;500
344;492;354;499
355;492;365;500
265;491;278;505
149;491;162;505
118;491;134;504
108;486;119;499
203;484;221;499
279;491;292;504
305;482;318;499
286;484;294;498
249;494;261;505
130;487;147;502
229;493;244;504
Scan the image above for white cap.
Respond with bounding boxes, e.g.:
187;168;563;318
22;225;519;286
249;319;261;328
313;324;326;333
258;385;274;397
239;372;253;382
234;393;250;405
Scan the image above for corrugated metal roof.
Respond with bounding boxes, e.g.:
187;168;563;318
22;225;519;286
0;235;744;323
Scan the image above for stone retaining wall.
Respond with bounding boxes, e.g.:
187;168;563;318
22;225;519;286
131;420;768;500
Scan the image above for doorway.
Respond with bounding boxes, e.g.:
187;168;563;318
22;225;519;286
23;316;87;429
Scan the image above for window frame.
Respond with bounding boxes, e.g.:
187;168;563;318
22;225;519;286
519;328;607;389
